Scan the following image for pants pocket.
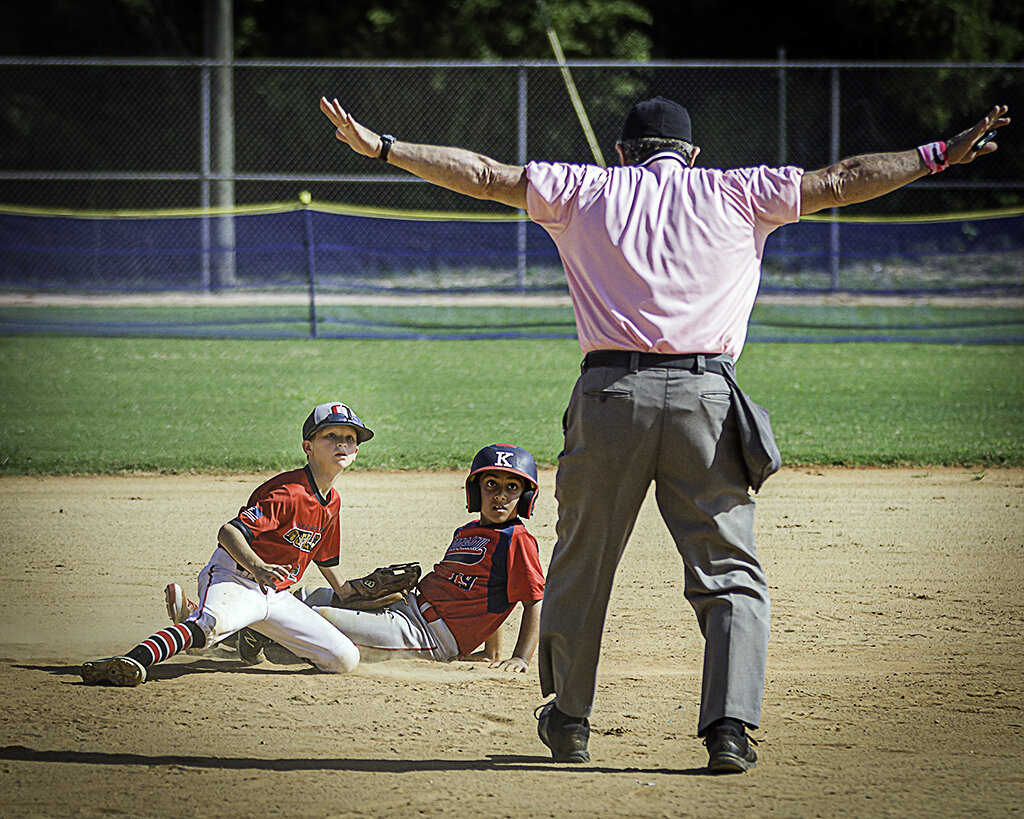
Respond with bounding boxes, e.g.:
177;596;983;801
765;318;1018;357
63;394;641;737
583;387;632;402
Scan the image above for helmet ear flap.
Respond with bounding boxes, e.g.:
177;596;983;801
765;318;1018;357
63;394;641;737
466;478;482;513
518;487;537;519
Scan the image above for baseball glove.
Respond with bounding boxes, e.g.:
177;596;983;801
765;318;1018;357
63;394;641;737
332;562;422;610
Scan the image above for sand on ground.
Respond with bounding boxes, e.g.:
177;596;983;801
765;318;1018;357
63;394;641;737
0;467;1022;818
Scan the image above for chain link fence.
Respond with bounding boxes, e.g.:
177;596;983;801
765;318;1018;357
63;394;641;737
0;59;1022;340
3;58;1022;213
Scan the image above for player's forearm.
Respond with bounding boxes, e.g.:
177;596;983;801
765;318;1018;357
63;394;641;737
799;150;926;215
483;630;504;661
511;601;541;662
217;523;266;574
327;581;367;606
318;565;352;602
387;141;528;210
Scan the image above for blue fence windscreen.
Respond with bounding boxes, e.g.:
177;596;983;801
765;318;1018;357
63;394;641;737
1;204;1022;342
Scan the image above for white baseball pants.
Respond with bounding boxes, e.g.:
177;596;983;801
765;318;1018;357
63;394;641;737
191;548;359;673
312;590;460;663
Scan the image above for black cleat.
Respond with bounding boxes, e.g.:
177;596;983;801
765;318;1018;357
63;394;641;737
80;656;146;687
536;700;591;763
237;627;270;666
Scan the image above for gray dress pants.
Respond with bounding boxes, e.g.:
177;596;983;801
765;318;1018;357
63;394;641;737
537;358;770;735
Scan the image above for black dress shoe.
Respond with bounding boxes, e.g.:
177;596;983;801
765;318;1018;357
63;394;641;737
536;701;590;762
704;724;758;773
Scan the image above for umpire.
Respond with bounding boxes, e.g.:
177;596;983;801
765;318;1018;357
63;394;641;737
319;95;1009;772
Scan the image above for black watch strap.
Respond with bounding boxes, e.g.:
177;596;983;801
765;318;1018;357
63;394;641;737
378;134;396;163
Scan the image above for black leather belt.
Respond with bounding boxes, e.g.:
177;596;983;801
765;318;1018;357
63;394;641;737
582;350;727;373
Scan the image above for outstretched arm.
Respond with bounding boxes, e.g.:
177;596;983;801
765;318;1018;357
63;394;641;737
800;105;1010;215
319;97;529;210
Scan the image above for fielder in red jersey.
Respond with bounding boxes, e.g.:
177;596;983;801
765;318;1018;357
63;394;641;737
80;401;374;687
231;465;342;591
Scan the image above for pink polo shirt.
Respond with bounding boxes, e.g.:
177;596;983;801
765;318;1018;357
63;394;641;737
526;155;803;360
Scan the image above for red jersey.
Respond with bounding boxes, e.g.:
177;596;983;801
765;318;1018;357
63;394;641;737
226;465;341;591
417;518;545;655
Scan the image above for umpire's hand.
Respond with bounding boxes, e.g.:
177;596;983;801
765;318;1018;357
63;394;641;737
320;97;382;159
946;105;1010;166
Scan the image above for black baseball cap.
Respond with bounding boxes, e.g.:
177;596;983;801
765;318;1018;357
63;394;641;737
302;401;374;443
620;97;692;143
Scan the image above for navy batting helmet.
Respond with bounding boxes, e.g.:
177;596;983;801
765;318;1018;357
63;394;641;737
465;443;539;519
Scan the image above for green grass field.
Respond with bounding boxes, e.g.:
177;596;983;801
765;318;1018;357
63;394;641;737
1;301;1022;344
0;336;1021;474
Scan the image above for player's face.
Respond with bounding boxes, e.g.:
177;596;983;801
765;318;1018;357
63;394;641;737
477;470;525;525
306;424;360;473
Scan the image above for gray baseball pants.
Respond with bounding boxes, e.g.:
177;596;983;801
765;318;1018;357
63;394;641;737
537;357;771;735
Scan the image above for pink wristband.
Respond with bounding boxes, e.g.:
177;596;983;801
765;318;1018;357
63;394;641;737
917;141;948;174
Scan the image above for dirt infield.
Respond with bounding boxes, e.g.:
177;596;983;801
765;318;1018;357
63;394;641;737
1;467;1022;818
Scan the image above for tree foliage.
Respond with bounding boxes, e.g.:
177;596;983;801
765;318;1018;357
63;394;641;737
2;0;1021;61
236;0;651;60
645;0;1024;61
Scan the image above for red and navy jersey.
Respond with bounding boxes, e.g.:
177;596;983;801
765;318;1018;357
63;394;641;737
225;465;341;591
417;518;545;655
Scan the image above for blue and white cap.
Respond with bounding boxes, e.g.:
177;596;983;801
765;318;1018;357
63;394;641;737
302;401;374;443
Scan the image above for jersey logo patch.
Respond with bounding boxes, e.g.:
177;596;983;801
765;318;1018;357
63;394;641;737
283;526;322;553
240;505;264;523
445;536;489;565
450;572;477;591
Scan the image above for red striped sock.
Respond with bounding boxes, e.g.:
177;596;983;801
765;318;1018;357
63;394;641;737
127;623;194;667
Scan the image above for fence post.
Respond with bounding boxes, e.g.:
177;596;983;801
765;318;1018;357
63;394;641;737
776;48;789;273
302;196;319;339
200;64;212;292
830;66;841;291
777;48;787;165
205;0;236;290
517;64;528;294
